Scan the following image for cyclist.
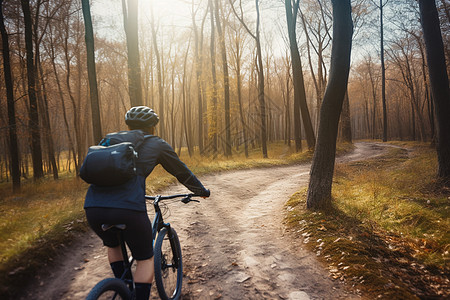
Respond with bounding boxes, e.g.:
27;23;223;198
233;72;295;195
84;106;210;300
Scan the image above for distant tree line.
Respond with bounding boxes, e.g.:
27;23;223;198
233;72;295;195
0;0;448;197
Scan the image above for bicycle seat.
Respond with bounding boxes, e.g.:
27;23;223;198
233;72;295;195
101;224;127;232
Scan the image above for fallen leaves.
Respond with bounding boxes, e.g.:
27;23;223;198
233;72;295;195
317;225;327;231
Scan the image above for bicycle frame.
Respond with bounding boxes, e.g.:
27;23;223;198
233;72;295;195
151;195;167;237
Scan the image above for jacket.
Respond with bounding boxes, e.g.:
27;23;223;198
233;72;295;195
83;133;207;211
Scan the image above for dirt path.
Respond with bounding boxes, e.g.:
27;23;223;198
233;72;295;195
21;142;389;300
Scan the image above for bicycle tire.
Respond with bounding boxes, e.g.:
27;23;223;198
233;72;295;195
85;278;132;300
154;227;183;300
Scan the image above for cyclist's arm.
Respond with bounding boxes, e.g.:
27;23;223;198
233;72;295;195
157;141;209;196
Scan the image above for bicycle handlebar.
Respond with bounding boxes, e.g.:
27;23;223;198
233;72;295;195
145;193;204;204
145;193;196;200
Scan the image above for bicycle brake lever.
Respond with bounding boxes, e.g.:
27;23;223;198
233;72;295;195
181;197;200;204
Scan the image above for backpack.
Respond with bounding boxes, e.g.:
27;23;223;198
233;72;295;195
80;130;145;186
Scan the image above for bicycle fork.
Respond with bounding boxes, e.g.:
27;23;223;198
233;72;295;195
165;224;181;269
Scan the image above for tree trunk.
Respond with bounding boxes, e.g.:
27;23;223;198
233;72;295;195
285;0;302;152
122;0;143;107
62;29;81;173
33;1;58;180
236;41;248;158
192;5;208;154
215;0;232;157
285;0;316;151
48;25;78;172
363;95;370;137
411;100;416;141
182;44;193;157
412;31;435;143
21;0;44;180
1;0;21;191
379;0;388;142
366;57;378;139
255;0;267;158
339;90;352;143
229;0;267;157
209;0;218;154
307;0;353;210
285;55;291;147
36;55;58;179
81;0;103;144
150;0;165;138
170;58;176;147
419;0;450;179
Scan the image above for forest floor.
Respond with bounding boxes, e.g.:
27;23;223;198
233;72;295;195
14;142;450;300
15;142;414;300
285;143;449;299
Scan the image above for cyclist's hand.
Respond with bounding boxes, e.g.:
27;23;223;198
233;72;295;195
200;189;210;198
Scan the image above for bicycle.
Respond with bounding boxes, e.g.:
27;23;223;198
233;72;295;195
85;193;200;300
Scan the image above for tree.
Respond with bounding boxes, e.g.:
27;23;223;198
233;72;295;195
285;0;316;151
372;0;389;142
339;90;352;143
209;0;219;154
229;18;249;157
181;42;193;156
418;0;450;180
379;0;388;142
60;3;84;173
149;0;164;138
34;0;58;180
1;0;20;191
122;0;143;107
46;11;78;173
230;0;268;158
215;0;232;157
81;0;103;143
21;0;44;180
339;0;369;144
299;0;332;132
388;37;428;141
307;0;353;209
191;2;208;154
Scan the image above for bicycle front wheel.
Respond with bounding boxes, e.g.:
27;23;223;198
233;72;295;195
85;278;132;300
154;227;183;300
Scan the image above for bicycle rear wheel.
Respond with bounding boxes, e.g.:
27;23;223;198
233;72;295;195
154;227;183;300
86;278;132;300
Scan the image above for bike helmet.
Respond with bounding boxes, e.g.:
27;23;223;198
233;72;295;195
125;106;159;128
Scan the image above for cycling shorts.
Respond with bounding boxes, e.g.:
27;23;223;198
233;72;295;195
85;207;153;260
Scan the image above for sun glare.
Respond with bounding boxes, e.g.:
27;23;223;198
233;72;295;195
141;0;193;28
150;0;193;17
91;0;194;38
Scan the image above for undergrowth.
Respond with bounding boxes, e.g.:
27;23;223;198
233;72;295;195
285;143;449;299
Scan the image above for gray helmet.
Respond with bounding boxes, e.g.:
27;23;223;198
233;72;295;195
125;106;159;128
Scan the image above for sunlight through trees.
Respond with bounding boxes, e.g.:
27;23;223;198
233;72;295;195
0;0;449;192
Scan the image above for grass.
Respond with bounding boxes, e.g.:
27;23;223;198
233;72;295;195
284;142;449;299
0;177;89;297
0;141;324;297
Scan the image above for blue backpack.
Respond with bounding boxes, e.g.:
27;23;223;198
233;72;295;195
80;130;145;186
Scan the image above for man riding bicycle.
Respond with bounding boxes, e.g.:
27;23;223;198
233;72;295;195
84;106;210;300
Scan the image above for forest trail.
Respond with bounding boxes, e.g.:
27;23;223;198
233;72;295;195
21;142;391;300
